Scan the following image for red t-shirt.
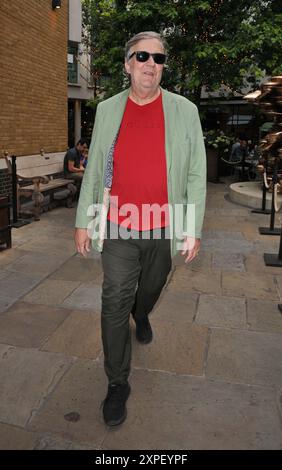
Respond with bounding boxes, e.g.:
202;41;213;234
108;92;169;231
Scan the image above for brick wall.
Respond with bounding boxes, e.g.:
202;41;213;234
0;0;68;157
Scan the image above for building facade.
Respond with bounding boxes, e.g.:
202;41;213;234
68;0;95;147
0;0;69;197
0;0;68;156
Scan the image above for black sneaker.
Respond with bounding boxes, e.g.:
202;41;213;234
102;382;131;426
135;316;153;344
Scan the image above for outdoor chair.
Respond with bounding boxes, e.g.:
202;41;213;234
220;154;257;181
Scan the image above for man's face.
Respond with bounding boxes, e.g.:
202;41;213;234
125;38;165;93
77;143;88;153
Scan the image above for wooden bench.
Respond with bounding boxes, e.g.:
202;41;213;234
4;151;77;221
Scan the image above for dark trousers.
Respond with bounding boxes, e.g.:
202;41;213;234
101;223;172;385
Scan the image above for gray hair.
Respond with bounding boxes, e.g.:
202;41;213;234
125;31;168;61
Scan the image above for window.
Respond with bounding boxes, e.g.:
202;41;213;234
68;42;79;84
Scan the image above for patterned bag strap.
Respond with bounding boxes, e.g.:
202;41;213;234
104;128;120;189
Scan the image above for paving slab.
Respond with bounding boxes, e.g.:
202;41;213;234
40;207;76;228
42;310;102;360
5;251;68;276
27;360;107;447
62;283;102;312
241;226;279;242
20;222;74;240
34;434;95;450
206;328;282;387
204;217;274;240
189;251;213;272
0;295;15;314
207;182;229;192
168;266;221;295
23;279;81;306
172;251;212;271
1;187;282;450
207;208;250;217
21;223;73;237
50;257;102;282
10;233;36;249
82;250;102;261
0;344;72;427
253;240;278;253
274;275;282;300
152;291;198;323
0;271;44;300
0;423;38;450
132;320;208;376
196;294;246;329
0;269;10;281
102;369;282;450
0;248;29;268
18;223;73;241
202;230;245;240
203;216;250;232
247;299;282;334
222;272;279;301
212;252;246;272
205;199;228;210
245;254;282;276
0;302;71;348
278;390;282;424
19;237;76;257
201;237;253;254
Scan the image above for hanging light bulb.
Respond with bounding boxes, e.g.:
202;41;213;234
52;0;61;10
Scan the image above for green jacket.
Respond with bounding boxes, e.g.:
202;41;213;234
75;87;206;257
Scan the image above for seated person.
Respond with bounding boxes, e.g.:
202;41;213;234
230;134;252;180
230;134;248;162
80;148;88;169
63;139;88;181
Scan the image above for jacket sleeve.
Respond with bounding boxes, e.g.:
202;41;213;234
75;104;104;228
184;105;206;239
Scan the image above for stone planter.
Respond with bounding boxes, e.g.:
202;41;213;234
206;147;219;182
206;147;231;181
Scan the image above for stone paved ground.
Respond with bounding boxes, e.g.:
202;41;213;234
0;181;282;450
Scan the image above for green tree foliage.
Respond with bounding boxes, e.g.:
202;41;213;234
82;0;282;106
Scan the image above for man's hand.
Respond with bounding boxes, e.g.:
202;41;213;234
68;161;84;173
74;228;91;257
181;237;201;263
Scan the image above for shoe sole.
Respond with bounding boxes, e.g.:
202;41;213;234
136;333;153;344
105;409;127;427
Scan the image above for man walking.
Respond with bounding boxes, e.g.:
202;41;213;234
75;31;206;426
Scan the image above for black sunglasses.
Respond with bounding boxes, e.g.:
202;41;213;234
128;51;166;65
